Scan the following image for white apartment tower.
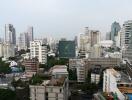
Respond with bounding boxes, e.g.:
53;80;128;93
30;40;47;64
5;24;16;45
121;20;132;48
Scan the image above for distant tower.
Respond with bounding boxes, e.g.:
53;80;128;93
84;27;89;34
110;22;121;42
5;24;16;45
27;26;34;47
18;32;28;50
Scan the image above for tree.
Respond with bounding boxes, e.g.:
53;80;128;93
68;69;77;80
0;89;17;100
29;74;43;85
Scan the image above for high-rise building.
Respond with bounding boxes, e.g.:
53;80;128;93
103;69;127;100
121;20;132;48
110;22;121;42
58;40;76;58
27;26;34;47
78;28;100;50
18;32;28;50
122;34;132;63
78;27;100;58
5;24;16;45
30;40;47;64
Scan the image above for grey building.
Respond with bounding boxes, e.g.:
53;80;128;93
110;22;121;42
27;26;34;47
5;24;16;45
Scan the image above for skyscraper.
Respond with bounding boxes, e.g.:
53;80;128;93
110;22;121;42
120;20;132;48
27;26;34;47
5;24;16;45
58;40;76;58
18;32;28;50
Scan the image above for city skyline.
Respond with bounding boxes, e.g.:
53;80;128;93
0;0;132;39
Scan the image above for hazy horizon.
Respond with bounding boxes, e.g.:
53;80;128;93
0;0;132;39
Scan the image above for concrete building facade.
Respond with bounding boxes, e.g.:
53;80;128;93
30;40;47;64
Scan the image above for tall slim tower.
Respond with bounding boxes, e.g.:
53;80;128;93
27;26;34;47
110;22;121;42
5;24;16;45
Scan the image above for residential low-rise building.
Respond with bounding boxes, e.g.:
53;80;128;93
23;58;39;73
29;65;69;100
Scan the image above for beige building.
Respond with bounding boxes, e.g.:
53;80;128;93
78;27;101;58
69;58;120;82
0;42;15;58
30;65;69;100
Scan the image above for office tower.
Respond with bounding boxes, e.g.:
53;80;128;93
27;26;34;47
110;22;121;42
58;40;76;58
121;20;132;48
18;32;28;50
30;40;47;64
5;24;16;45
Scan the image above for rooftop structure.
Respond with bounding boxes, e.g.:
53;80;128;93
29;65;69;100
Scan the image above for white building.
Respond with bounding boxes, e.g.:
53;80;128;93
107;52;122;59
103;69;125;100
51;65;68;79
30;65;69;100
30;40;47;64
100;40;113;48
120;20;132;48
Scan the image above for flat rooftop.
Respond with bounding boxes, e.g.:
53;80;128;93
41;76;66;86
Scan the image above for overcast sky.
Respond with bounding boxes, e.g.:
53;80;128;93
0;0;132;39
